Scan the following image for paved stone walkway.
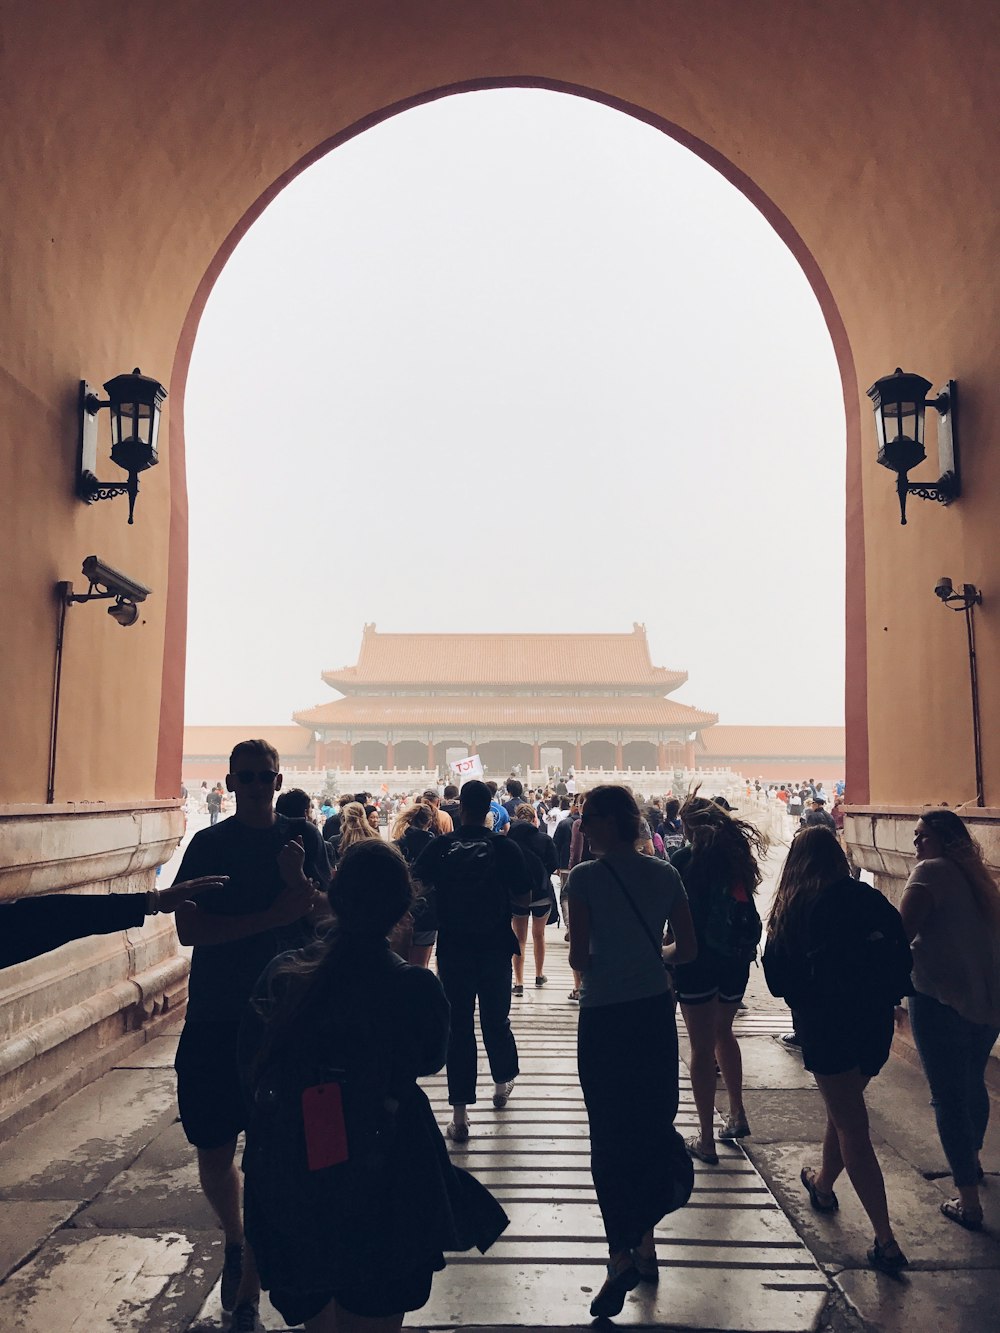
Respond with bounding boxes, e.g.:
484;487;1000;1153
0;938;831;1331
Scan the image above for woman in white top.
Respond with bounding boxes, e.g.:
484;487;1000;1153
567;785;697;1318
901;809;1000;1231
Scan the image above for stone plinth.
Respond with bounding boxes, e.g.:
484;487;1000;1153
0;803;186;1140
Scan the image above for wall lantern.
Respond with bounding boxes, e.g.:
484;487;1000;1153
866;368;958;526
934;577;984;808
78;369;167;525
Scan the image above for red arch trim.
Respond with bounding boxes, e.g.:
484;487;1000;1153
158;77;868;802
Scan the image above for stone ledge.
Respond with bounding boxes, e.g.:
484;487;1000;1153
0;803;185;901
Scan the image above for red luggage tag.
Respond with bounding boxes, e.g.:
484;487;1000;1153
301;1082;349;1170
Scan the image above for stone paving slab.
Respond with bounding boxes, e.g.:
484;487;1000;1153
75;1121;216;1231
0;1229;220;1332
748;1139;1000;1271
115;1033;181;1070
0;1070;179;1200
0;1200;78;1281
834;1267;1000;1333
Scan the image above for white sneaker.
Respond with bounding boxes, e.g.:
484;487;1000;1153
493;1078;516;1109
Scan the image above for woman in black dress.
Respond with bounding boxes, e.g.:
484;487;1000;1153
240;840;507;1331
763;827;912;1275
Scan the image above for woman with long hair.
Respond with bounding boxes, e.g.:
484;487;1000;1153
672;794;767;1163
567;785;697;1317
901;808;1000;1230
240;840;507;1332
391;801;437;968
763;826;912;1275
507;803;557;994
338;801;381;855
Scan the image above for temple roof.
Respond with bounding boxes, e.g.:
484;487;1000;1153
697;725;845;758
295;695;717;732
322;624;687;693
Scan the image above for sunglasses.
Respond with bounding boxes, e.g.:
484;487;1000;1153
234;769;279;785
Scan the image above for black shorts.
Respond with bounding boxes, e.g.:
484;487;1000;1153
674;950;751;1006
174;1020;246;1150
512;901;551;919
794;1005;894;1078
270;1259;439;1323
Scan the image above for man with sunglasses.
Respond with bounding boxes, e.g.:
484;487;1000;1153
171;738;330;1330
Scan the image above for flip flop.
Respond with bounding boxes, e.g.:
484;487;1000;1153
800;1166;839;1212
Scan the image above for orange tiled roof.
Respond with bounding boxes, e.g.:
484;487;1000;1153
322;624;686;691
697;725;845;758
294;696;717;731
183;726;315;760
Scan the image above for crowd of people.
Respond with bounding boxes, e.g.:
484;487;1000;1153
5;747;1000;1329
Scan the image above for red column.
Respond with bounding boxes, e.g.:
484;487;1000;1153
347;742;354;769
385;741;394;768
532;743;540;769
615;742;624;770
314;737;325;768
575;742;583;768
685;740;695;768
427;740;435;768
657;742;667;770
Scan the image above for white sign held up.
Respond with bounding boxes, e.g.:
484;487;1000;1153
450;754;484;780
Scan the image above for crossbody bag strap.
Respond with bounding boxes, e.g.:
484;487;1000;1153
600;858;664;968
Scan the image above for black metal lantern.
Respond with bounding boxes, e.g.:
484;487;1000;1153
78;368;167;525
866;367;958;526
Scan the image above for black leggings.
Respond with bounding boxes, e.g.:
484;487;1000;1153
578;990;680;1252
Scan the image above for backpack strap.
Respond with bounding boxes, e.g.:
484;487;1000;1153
600;859;665;969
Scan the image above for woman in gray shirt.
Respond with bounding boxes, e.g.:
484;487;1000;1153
567;785;697;1318
901;809;1000;1231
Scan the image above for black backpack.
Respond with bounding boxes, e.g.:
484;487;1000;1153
434;837;510;937
702;878;762;963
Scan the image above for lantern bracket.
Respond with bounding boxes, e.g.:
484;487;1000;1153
76;372;166;525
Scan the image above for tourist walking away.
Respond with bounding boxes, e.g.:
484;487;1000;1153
411;780;532;1141
338;801;381;855
170;739;331;1329
391;801;438;966
763;826;912;1275
800;794;838;833
566;785;697;1317
240;840;508;1332
671;794;767;1163
507;803;558;993
207;783;224;825
900;809;1000;1230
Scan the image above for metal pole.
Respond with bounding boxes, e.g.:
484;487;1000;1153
48;586;71;803
965;602;985;807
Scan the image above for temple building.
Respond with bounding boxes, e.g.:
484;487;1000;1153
291;624;718;776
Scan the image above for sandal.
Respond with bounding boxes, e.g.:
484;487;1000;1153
685;1135;719;1165
718;1114;751;1141
568;988;580;1002
941;1198;983;1231
588;1259;640;1318
800;1165;839;1213
867;1237;908;1275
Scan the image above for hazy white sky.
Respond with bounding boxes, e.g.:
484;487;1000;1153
185;89;845;728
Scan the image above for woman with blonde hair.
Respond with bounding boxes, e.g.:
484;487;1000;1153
672;794;767;1163
763;827;912;1275
901;808;1000;1230
338;802;380;856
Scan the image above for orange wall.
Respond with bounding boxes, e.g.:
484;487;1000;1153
1;2;997;808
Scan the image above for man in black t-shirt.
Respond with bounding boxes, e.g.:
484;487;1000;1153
439;782;462;830
172;738;330;1326
412;779;532;1143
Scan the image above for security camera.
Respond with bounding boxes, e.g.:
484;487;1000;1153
81;555;150;603
934;576;953;601
107;598;140;628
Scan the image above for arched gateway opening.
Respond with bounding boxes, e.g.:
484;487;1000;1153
175;83;860;796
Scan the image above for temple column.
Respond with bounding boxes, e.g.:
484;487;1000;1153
532;743;540;769
657;741;667;770
575;742;583;769
314;737;325;768
427;739;435;768
385;741;395;768
685;740;695;768
347;742;354;769
615;741;624;770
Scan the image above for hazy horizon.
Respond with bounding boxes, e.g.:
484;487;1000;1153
184;89;846;730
